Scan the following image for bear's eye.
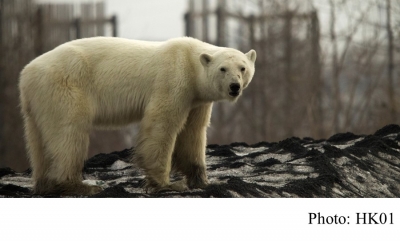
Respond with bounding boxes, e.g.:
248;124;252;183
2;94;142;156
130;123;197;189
220;67;226;72
241;67;246;72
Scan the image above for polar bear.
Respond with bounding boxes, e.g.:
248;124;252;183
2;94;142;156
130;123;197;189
19;37;256;196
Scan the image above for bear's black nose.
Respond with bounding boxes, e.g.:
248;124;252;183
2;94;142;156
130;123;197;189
229;83;241;92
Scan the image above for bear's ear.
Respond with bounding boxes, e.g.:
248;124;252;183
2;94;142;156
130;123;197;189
200;53;213;67
245;49;257;63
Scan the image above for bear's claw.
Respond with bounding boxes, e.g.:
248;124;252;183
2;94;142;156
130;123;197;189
143;179;189;193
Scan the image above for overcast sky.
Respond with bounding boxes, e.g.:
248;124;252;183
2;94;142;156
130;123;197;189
35;0;390;46
105;0;187;40
37;0;187;41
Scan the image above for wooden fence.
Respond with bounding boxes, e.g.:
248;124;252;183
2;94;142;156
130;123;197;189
35;3;117;55
0;0;118;171
184;0;322;144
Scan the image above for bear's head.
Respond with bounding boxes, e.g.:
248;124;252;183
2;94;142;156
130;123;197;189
200;49;256;102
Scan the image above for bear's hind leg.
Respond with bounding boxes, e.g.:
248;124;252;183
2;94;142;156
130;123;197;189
39;123;102;196
41;120;104;196
34;88;101;196
172;104;212;189
22;113;49;191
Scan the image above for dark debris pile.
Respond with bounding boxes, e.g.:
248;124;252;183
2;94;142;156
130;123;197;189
1;124;400;198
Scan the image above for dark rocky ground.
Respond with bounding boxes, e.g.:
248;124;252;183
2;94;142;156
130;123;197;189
1;124;400;198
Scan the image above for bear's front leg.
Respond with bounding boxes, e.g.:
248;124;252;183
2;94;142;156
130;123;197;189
172;103;213;189
135;101;190;193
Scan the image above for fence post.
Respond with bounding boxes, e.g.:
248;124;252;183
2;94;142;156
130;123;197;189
0;0;3;154
216;0;226;46
74;17;81;39
184;12;190;37
184;0;195;37
0;0;3;79
386;0;396;122
202;0;208;42
284;11;293;137
310;10;323;138
0;0;2;47
249;15;255;53
111;15;117;37
96;1;104;36
249;14;256;110
34;7;43;56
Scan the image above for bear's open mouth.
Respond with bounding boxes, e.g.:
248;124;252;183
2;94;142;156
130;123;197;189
229;91;240;97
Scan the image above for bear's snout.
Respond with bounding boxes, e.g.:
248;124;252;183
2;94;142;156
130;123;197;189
229;83;241;97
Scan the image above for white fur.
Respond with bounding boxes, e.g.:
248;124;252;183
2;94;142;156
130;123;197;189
19;37;256;195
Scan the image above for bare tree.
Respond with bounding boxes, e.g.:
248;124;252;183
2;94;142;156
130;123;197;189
386;0;396;122
184;0;399;143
